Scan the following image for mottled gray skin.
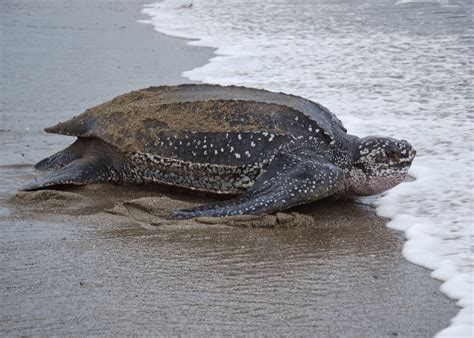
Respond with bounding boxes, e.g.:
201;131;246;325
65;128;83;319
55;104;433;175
23;84;416;219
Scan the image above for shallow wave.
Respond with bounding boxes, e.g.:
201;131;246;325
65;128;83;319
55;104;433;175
141;0;473;335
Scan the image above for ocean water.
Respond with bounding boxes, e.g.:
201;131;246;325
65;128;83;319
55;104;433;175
140;0;473;335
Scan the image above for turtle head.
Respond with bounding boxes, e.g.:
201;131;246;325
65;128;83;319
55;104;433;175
349;136;416;196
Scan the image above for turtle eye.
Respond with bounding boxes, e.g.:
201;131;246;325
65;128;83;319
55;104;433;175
385;147;399;160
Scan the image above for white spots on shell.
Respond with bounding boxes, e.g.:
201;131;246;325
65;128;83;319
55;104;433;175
250;141;256;147
230;146;234;152
245;150;251;157
238;134;242;140
235;153;241;159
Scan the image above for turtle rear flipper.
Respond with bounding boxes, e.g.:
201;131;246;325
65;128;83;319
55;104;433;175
34;138;90;171
22;156;114;191
170;150;344;219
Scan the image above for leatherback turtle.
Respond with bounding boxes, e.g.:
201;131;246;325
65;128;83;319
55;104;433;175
24;84;416;219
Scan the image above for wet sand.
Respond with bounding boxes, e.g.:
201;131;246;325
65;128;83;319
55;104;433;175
0;0;458;336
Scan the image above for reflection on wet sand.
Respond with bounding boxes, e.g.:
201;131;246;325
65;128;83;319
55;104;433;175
1;176;457;335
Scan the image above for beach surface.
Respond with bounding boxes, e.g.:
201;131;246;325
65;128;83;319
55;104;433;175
0;0;458;336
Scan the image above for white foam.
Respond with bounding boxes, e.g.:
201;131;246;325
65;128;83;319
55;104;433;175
141;0;473;334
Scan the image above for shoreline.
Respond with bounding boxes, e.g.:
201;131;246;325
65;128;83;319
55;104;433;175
0;0;458;335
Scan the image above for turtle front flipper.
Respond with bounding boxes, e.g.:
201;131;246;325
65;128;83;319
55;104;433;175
22;156;115;191
170;150;344;219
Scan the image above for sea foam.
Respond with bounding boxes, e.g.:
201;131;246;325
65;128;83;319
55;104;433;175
141;0;473;335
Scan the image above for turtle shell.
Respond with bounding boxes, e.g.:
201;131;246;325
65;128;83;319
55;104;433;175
45;84;347;163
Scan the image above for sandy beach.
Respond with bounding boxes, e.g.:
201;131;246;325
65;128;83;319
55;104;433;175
0;0;458;336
